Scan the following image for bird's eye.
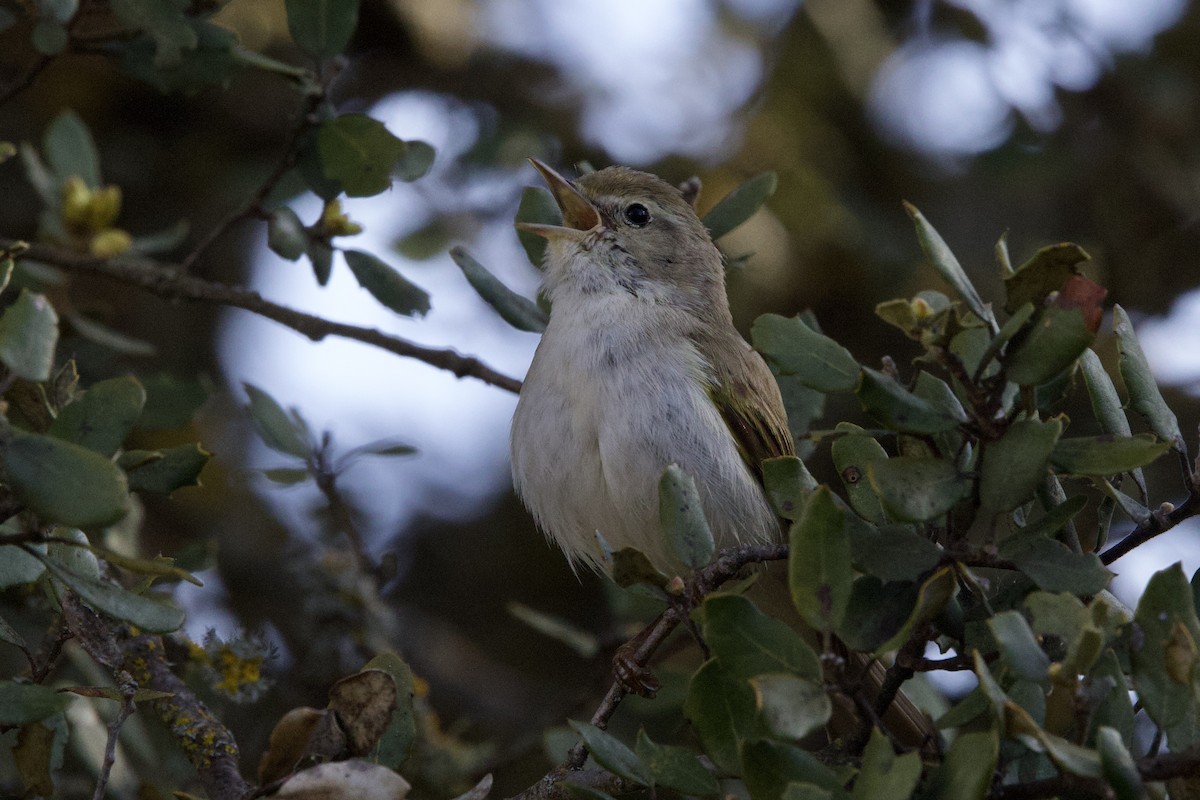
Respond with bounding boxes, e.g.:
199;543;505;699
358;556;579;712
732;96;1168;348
623;203;651;227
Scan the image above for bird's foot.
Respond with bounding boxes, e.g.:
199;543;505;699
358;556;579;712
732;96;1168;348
612;639;661;698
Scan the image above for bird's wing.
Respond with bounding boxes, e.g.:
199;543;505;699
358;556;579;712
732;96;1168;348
708;346;795;481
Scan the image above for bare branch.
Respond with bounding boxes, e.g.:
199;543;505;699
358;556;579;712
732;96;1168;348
91;674;136;800
11;241;523;394
556;542;788;772
62;595;249;800
1100;490;1200;565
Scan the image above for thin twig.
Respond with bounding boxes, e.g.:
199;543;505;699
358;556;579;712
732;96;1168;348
558;543;788;772
180;80;323;273
91;674;137;800
1100;490;1200;565
0;53;52;109
10;241;523;394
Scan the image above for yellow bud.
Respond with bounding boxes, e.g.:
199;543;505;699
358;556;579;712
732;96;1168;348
88;185;122;230
911;297;932;319
89;228;132;257
61;176;93;228
319;199;363;237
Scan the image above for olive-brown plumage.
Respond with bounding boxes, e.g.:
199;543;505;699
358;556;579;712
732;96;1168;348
511;161;793;573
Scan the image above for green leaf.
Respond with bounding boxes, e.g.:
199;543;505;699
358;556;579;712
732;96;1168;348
1023;591;1087;642
657;464;715;570
49;376;146;457
875;566;957;654
782;784;833;800
515;186;561;266
0;612;25;650
137;373;209;431
839;577;917;653
395;140;435;182
740;739;846;800
128;219;189;255
363;651;417;769
1079;349;1132;438
683;659;759;774
306;238;334;285
261;467;310;485
318;114;407;198
39;551;184;632
1016;495;1088;543
904;202;995;331
752;314;859;393
1097;727;1144;800
343;249;431;317
1050;434;1170;476
1095;478;1151;526
750;674;831;741
43;110;100;187
1005;306;1094;386
1088;651;1136;751
1003;243;1091;315
702;172;778;240
988;610;1050;681
117;17;235;93
635;729;720;796
111;0;198;68
1080;349;1144;495
47;528;101;579
979;418;1062;514
243;383;311;458
449;246;547;333
285;0;359;58
568;721;651;786
507;602;598;659
610;548;670;590
830;424;888;525
974;303;1035;379
267;207;308;261
122;443;210;495
0;543;46;589
775;374;826;458
1114;304;1184;451
866;457;971;522
1000;536;1111;596
851;727;921;800
788;487;852;634
2;433;129;527
848;524;942;583
0;682;69;725
702;593;821;682
858;368;965;434
0;289;59;381
762;456;816;521
66;312;156;357
921;728;998;800
1132;564;1200;749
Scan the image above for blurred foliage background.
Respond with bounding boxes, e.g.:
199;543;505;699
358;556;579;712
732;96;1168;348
4;0;1200;793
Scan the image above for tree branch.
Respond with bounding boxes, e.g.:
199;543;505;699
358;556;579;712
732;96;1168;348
551;543;788;775
62;594;249;800
91;675;136;800
1100;489;1200;565
11;241;522;394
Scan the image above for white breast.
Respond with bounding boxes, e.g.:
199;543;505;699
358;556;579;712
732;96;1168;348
510;285;779;574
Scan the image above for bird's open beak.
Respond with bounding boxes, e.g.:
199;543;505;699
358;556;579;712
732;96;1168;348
515;159;602;240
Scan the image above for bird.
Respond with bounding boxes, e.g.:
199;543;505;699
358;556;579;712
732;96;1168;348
509;160;936;754
510;159;792;577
